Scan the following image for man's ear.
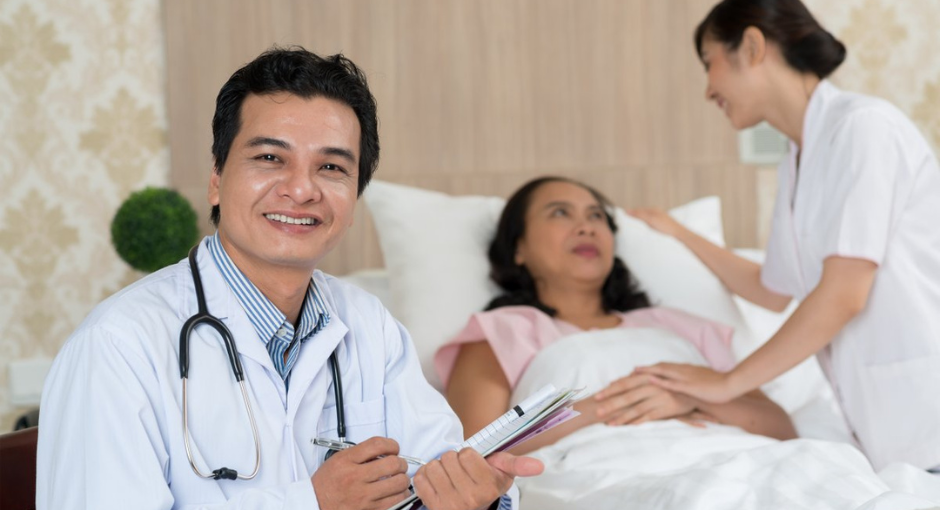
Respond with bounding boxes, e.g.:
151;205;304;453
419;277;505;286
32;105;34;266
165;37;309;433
741;26;767;67
208;167;221;206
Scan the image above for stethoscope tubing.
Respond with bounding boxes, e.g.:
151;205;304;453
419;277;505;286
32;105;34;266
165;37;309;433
180;245;262;481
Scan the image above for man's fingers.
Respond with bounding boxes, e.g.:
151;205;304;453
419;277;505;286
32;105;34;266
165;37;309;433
372;489;413;510
346;436;400;464
421;458;457;494
411;472;437;506
456;448;492;485
440;450;475;489
486;451;544;478
362;455;408;483
370;472;412;501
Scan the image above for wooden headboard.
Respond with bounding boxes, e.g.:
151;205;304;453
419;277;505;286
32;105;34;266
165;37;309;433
164;0;758;275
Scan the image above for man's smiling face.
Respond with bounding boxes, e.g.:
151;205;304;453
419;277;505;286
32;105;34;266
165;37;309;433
208;92;361;274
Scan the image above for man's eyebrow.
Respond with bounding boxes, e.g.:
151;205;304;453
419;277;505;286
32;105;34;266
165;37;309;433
321;146;356;163
245;136;291;150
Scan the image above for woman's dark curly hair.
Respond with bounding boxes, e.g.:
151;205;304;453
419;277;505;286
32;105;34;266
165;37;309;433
485;176;650;315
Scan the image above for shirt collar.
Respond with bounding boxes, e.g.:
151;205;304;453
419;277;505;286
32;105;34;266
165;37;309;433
206;231;330;348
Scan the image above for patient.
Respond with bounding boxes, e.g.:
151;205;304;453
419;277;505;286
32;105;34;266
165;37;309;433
434;176;796;453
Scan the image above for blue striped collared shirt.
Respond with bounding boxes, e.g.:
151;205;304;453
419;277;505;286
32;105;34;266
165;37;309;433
206;232;330;382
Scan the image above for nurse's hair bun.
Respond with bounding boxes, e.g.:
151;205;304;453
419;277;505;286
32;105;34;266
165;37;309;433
695;0;847;79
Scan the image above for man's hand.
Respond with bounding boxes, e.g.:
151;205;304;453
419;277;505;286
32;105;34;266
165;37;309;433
311;437;411;510
413;449;543;510
593;373;696;425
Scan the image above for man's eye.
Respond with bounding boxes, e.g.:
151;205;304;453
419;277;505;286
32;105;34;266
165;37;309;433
551;208;568;217
257;154;278;162
323;164;347;174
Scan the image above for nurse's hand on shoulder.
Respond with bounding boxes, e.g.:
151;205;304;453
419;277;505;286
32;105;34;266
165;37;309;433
628;208;685;238
312;437;411;510
413;449;544;510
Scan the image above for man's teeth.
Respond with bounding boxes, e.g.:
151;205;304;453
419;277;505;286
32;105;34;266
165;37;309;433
265;214;315;225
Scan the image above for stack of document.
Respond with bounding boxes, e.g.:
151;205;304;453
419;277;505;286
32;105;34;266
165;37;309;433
460;384;581;456
387;384;580;510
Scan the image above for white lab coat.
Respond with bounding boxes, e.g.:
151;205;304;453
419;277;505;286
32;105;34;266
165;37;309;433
762;80;940;470
37;237;510;509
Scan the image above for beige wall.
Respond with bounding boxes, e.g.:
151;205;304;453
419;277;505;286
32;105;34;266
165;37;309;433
1;0;938;428
0;0;170;428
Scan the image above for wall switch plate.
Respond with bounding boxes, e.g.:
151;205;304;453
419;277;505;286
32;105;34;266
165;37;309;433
739;121;789;165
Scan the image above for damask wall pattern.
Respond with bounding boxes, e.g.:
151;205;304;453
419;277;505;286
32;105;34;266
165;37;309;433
0;0;170;427
0;0;938;428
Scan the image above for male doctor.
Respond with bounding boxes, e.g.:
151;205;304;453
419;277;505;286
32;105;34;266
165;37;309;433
37;47;542;510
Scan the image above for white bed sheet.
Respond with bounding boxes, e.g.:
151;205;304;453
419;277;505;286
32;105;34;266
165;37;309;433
509;328;940;509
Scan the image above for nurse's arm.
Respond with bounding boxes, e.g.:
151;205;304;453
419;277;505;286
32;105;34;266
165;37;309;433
630;208;792;312
640;256;877;403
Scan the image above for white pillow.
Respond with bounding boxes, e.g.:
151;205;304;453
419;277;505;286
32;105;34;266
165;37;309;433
364;180;760;392
363;181;505;386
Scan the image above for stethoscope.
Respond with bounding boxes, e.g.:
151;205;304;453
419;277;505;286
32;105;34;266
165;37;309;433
179;244;349;481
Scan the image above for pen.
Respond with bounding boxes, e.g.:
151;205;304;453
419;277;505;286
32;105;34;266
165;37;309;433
312;438;426;466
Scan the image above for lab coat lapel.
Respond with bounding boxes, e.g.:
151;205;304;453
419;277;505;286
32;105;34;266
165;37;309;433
287;315;349;420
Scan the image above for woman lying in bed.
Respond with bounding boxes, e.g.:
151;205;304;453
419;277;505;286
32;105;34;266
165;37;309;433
434;176;796;454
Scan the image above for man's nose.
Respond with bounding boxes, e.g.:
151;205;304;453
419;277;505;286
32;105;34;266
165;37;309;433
278;164;322;203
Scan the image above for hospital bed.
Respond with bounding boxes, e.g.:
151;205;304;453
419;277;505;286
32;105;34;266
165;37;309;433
339;180;940;510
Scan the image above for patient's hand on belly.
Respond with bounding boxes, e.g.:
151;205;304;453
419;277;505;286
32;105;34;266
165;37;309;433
594;373;697;426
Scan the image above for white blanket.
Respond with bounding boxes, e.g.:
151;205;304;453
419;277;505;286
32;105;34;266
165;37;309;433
511;329;940;510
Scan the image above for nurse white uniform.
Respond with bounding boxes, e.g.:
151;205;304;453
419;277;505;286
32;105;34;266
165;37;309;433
36;237;517;509
762;80;940;470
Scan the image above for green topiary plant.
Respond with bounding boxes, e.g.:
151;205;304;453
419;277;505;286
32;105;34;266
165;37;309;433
111;187;200;273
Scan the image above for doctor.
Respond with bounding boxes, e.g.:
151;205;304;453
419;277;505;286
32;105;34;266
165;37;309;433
37;47;542;509
628;0;940;471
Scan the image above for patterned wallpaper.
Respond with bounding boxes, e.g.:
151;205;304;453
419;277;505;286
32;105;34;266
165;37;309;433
0;0;169;428
0;0;938;429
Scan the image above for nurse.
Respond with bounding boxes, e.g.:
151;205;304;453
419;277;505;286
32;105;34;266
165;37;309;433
628;0;940;471
36;47;541;509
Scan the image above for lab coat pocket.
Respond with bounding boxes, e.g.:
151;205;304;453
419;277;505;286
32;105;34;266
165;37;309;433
318;396;388;444
858;355;940;469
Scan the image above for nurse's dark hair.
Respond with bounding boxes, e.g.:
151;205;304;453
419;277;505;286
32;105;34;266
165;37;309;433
485;176;650;315
695;0;846;79
209;46;379;227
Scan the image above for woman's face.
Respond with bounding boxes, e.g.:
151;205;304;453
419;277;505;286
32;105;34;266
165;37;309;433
701;38;764;130
515;181;616;289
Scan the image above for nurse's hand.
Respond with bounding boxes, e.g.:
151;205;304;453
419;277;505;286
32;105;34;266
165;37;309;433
628;208;685;238
593;373;696;425
413;449;543;510
312;437;411;510
635;363;741;404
